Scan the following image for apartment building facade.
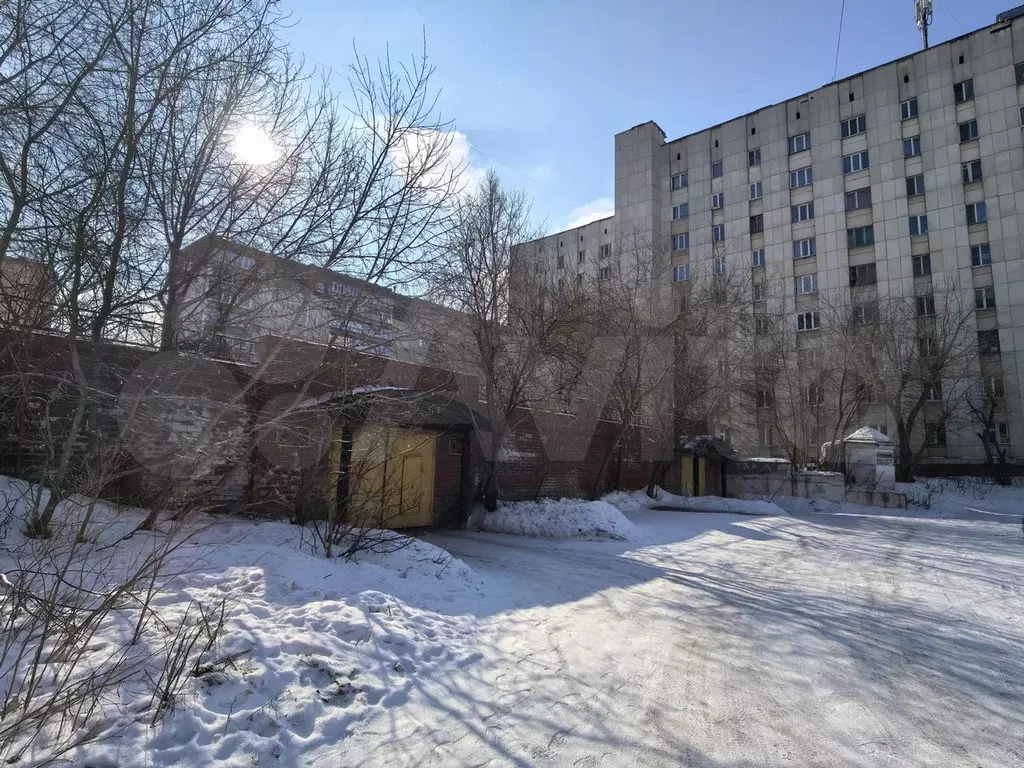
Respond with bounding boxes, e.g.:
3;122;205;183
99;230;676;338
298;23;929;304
169;236;463;366
522;12;1024;465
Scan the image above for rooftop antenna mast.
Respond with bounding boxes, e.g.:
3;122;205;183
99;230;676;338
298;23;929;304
916;0;933;49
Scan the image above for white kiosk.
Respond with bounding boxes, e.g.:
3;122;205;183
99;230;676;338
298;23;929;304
842;427;896;490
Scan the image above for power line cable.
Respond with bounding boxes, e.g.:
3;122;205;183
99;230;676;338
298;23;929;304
832;0;847;81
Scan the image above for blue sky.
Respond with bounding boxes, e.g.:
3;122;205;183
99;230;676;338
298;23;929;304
281;0;1013;232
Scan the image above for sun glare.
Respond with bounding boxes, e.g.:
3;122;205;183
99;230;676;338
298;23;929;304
231;124;280;166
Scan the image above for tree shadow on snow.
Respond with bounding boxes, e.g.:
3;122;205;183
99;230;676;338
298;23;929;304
388;510;1024;767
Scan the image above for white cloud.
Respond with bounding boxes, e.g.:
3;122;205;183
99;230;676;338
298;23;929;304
566;197;614;229
447;130;490;194
394;127;488;197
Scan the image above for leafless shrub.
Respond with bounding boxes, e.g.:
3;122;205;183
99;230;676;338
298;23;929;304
299;420;425;560
0;495;204;764
149;595;233;726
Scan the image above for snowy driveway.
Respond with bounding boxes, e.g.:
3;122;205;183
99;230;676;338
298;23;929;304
335;506;1024;767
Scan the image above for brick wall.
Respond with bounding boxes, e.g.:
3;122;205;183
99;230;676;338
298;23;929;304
0;332;678;524
486;409;679;502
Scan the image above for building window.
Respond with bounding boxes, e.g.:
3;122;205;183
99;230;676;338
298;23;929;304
912;253;932;276
1016;62;1024;84
1020;105;1024;126
901;97;919;120
798;348;824;369
752;248;765;267
843;150;870;174
557;253;565;269
857;381;876;403
988;376;1005;399
749;181;763;200
712;161;723;178
672;203;689;220
953;78;974;104
599;243;612;259
599;265;612;281
796;311;820;332
906;174;925;197
908;214;928;236
755;316;770;335
841;114;866;138
758;426;773;447
916;293;936;317
966;201;987;225
996;423;1010;443
807;384;825;406
921;382;942;403
975;285;996;310
978;329;1001;354
712;192;724;209
918;336;937;358
903;136;922;157
849;262;877;287
673;264;691;282
962;160;983;184
712;223;725;241
749;214;764;234
578;250;585;264
752;283;765;302
795;274;817;295
322;281;347;295
847;225;874;248
790;167;813;188
971;242;992;266
788;132;811;154
673;233;690;250
845;187;872;210
712;256;727;275
791;201;814;223
672;172;688;190
756;389;773;408
925;422;947;447
749;148;761;167
851;302;879;325
794;238;816;259
959;119;979;142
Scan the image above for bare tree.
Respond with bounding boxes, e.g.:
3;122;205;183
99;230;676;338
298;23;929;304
745;282;869;468
0;3;465;757
431;171;591;510
966;377;1012;484
863;276;977;481
0;0;124;265
582;230;752;495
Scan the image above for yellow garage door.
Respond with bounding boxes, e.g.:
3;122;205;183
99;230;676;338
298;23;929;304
329;427;436;529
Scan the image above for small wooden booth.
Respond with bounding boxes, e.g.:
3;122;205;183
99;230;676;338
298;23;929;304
305;388;489;530
677;435;735;497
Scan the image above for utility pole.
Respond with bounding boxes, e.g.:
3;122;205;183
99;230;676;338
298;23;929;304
916;0;933;49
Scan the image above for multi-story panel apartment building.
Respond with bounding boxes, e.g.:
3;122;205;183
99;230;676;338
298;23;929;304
168;235;465;366
520;11;1024;465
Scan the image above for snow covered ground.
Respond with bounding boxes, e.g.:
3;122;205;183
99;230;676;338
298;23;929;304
419;481;1024;767
0;477;484;767
475;498;640;540
604;487;789;516
5;476;1023;766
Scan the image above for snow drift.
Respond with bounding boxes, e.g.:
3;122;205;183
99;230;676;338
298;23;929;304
0;476;484;767
603;487;787;517
477;498;640;541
